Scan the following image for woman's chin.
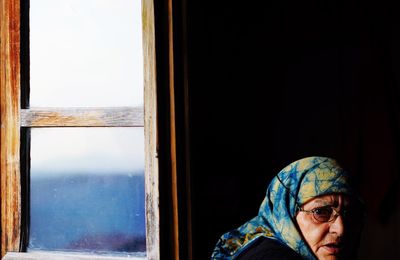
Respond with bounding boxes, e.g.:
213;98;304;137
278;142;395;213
316;247;341;260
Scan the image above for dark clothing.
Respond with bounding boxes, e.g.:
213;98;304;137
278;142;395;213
236;237;303;260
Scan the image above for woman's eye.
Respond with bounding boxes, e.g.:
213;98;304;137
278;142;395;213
313;207;332;217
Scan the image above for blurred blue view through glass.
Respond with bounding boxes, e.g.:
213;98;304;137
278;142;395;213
28;128;146;256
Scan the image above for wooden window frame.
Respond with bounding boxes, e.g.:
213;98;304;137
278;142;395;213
0;0;159;259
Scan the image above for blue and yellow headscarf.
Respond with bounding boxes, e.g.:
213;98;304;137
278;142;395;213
211;156;356;259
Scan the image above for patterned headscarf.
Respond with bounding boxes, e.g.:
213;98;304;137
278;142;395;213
211;156;356;259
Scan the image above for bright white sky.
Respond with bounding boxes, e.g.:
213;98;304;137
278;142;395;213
30;0;143;107
30;0;145;175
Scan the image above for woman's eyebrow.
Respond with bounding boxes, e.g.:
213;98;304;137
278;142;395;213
313;199;329;204
312;199;334;206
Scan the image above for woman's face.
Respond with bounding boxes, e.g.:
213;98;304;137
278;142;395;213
296;194;360;260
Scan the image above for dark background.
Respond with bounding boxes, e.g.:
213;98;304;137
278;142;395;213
181;0;400;259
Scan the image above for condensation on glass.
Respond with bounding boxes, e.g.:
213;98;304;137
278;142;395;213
29;128;146;256
29;0;143;107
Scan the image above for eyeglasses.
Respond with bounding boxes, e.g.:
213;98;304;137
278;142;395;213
298;205;348;223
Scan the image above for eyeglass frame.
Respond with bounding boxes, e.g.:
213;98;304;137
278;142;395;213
296;205;348;223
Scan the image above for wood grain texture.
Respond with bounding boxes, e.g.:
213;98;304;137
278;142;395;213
143;0;160;259
167;0;180;259
20;107;144;127
0;0;22;257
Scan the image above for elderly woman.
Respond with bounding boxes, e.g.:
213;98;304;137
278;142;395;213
212;157;364;259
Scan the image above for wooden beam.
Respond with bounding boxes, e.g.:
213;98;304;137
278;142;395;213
142;0;160;259
168;0;180;259
0;0;22;257
20;107;144;127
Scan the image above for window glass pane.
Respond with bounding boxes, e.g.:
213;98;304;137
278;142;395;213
29;127;146;256
30;0;143;107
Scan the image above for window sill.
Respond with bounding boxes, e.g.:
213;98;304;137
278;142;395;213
3;252;146;260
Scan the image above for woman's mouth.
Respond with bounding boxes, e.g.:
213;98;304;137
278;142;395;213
321;243;342;254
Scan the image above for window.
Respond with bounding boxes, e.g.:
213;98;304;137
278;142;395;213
0;0;159;259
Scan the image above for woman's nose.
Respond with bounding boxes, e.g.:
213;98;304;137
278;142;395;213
329;214;345;236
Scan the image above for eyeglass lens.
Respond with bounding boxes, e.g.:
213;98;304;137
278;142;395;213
313;206;337;222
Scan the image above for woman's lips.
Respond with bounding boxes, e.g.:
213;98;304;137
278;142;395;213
321;243;342;254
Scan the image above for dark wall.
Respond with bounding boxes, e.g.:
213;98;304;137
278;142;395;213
185;1;400;259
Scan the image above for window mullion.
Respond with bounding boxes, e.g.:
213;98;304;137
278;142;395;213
20;107;144;127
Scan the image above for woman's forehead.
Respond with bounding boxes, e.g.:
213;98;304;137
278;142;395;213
303;193;350;207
